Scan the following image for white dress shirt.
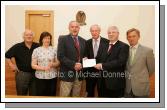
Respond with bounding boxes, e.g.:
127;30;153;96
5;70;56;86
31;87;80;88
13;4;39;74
92;37;101;51
107;40;118;51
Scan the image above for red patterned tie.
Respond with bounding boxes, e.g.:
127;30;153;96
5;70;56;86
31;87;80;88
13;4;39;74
107;44;113;53
73;37;80;62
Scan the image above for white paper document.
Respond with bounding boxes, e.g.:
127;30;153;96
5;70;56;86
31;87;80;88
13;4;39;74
82;58;96;68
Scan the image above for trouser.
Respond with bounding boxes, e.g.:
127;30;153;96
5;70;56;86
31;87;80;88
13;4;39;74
124;90;149;98
100;77;125;98
35;78;57;96
86;78;104;97
59;79;82;97
15;71;36;96
103;88;125;98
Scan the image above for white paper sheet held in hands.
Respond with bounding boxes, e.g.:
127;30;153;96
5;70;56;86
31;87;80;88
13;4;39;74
82;58;96;68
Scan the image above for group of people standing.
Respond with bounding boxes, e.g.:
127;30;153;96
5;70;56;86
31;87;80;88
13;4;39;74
5;21;155;98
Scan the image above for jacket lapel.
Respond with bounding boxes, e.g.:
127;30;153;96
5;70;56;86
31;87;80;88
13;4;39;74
68;34;75;49
96;38;103;58
89;39;94;58
107;40;119;56
78;36;83;52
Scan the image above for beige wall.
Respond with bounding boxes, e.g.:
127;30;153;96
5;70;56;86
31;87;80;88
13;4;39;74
5;5;155;52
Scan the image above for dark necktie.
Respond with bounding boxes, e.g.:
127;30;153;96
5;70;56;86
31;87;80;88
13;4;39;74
73;37;80;62
107;44;113;53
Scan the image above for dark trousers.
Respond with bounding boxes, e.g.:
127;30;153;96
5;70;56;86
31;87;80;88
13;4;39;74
103;88;125;98
86;78;103;97
35;78;57;96
99;78;125;98
15;71;36;96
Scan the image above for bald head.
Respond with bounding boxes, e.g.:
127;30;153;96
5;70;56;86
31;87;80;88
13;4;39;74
90;24;101;39
23;29;34;36
23;29;34;43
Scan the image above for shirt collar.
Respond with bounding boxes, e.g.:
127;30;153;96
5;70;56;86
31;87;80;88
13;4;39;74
93;36;101;42
72;36;78;38
21;41;29;48
72;35;78;39
109;40;118;45
130;43;139;49
22;41;37;49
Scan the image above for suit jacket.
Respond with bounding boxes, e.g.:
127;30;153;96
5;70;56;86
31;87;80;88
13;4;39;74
125;44;155;96
57;34;86;82
84;37;109;78
102;40;129;90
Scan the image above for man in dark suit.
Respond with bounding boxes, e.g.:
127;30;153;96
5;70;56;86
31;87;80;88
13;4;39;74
57;21;86;97
84;24;109;97
94;26;129;97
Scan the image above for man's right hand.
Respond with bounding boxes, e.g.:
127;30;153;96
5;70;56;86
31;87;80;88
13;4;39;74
74;63;82;71
9;63;18;72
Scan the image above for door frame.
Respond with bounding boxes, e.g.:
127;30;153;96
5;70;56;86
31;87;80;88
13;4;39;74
25;10;54;44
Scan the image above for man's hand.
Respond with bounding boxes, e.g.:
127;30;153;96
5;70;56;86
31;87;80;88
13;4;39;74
94;63;102;70
9;63;18;72
74;63;82;71
83;57;88;60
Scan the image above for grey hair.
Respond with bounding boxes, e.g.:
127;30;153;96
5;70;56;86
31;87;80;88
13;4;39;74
90;24;101;31
108;26;119;32
69;20;80;27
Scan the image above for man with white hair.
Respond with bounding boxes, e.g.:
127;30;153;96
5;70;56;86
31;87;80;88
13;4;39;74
94;26;129;97
5;29;39;95
84;24;109;97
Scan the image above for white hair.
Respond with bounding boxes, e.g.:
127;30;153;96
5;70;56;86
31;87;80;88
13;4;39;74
108;26;119;32
90;24;101;31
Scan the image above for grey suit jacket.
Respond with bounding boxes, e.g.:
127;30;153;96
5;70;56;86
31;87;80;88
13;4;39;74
125;44;155;96
57;34;86;82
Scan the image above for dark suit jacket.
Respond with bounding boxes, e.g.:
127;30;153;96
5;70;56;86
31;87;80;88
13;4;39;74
84;37;109;78
57;34;86;82
102;40;129;90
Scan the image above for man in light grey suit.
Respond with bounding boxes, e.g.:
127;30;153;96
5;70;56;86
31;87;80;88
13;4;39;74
125;28;155;98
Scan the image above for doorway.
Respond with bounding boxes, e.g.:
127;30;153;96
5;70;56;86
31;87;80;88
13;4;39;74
25;10;54;44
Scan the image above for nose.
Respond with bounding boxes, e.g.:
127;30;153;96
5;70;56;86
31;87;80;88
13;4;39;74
108;33;112;36
129;39;134;42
